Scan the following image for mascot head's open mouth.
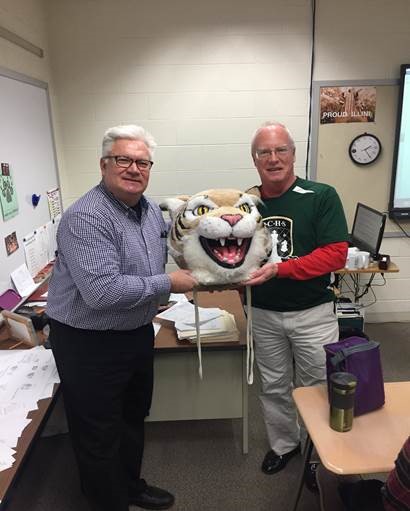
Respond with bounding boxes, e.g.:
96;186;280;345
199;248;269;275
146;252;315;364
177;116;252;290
199;236;251;269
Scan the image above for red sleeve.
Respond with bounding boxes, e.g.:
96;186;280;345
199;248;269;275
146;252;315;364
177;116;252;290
276;241;348;280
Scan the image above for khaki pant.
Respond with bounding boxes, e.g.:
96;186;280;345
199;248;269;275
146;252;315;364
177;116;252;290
252;301;339;455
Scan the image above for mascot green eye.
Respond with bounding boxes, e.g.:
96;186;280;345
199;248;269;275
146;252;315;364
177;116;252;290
194;205;210;216
239;203;251;214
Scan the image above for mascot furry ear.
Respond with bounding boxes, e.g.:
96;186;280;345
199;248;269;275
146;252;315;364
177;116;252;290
160;189;272;286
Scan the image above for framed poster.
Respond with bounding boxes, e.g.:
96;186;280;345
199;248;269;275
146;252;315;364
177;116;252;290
320;86;376;124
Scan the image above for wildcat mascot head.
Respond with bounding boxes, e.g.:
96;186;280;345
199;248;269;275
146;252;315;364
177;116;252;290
160;189;272;286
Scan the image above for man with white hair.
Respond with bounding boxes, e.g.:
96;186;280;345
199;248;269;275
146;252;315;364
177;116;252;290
245;122;348;477
47;125;197;511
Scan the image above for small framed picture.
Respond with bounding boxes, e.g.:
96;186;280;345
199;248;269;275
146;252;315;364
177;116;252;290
1;310;40;347
5;231;19;256
1;162;10;176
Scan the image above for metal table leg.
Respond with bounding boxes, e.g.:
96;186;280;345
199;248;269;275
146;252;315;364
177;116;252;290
289;435;313;511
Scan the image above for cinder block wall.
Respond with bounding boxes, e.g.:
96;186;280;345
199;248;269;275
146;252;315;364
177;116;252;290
2;0;410;321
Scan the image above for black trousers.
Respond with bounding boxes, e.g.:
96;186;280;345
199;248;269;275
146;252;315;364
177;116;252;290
49;319;154;511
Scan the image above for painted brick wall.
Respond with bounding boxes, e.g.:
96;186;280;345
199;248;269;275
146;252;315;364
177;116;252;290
46;0;311;207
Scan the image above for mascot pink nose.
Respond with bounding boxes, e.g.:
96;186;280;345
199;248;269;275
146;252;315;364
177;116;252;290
221;214;242;226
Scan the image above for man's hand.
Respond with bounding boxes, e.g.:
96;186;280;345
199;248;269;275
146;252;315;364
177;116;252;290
242;262;278;286
169;269;198;293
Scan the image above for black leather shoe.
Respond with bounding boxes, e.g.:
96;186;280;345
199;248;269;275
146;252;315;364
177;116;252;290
261;443;301;474
129;485;175;510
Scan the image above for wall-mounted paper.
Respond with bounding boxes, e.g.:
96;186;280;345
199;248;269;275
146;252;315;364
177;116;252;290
46;188;62;220
0;163;18;221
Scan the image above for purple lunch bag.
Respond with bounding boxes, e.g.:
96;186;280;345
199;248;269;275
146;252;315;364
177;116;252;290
323;336;385;416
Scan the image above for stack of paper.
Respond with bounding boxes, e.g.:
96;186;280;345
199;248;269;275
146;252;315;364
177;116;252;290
156;301;239;343
0;346;60;472
177;310;239;343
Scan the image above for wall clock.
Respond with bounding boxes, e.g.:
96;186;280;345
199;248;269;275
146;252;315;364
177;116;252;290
348;133;382;165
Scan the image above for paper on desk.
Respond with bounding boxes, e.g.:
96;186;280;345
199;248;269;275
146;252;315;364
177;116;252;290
156;301;194;321
168;293;188;303
0;443;16;472
156;301;222;324
0;401;28;417
0;442;15;457
0;346;59;473
0;347;58;405
0;349;25;357
37;364;60;400
175;314;225;333
178;308;223;326
153;323;161;337
0;349;51;398
0;413;31;446
10;263;36;297
41;379;59;400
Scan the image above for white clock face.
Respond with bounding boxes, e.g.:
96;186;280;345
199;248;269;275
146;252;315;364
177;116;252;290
349;134;381;165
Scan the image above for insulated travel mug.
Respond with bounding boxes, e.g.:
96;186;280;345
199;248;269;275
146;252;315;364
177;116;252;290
329;372;357;432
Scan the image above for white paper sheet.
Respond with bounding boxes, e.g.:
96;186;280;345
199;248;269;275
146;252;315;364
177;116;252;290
46;188;62;219
22;231;45;278
0;442;16;471
168;293;189;303
153;323;161;336
10;263;36;297
176;314;225;333
0;346;59;472
156;301;222;324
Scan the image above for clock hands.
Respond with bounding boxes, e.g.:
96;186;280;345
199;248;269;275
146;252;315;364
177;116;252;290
361;144;378;157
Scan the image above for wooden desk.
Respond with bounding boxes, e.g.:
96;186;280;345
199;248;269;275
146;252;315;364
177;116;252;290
290;382;410;511
148;290;249;453
0;382;59;510
335;260;399;302
335;261;399;276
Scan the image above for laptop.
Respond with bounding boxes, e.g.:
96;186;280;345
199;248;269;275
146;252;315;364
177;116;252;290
349;203;386;259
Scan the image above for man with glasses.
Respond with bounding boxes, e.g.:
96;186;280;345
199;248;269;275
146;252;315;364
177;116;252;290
47;124;197;511
245;122;348;477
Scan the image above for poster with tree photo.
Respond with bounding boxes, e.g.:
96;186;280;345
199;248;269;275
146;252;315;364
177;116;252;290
320;86;376;124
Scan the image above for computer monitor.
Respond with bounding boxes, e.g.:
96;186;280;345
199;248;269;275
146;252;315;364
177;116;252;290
350;203;386;259
389;63;410;219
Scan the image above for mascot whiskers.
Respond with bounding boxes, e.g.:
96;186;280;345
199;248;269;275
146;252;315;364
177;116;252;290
161;189;272;383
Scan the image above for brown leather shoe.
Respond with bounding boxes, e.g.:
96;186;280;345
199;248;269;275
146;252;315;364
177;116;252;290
261;444;301;474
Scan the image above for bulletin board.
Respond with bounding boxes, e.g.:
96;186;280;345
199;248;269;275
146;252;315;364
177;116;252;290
309;79;400;233
0;67;60;293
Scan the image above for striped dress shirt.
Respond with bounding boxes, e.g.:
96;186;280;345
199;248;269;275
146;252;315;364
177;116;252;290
46;182;171;330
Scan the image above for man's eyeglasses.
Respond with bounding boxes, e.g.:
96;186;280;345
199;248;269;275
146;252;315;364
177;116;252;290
255;146;293;160
104;155;154;171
